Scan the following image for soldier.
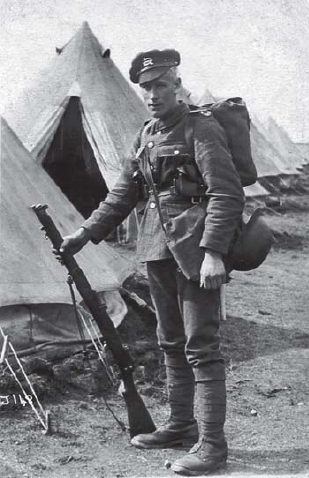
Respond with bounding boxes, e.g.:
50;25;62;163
60;49;245;476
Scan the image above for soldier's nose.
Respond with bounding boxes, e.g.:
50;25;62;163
150;88;158;99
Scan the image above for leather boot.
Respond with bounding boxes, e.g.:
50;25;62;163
131;362;198;449
171;380;227;476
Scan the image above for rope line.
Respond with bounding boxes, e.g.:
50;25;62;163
5;359;46;430
8;342;46;417
81;307;116;379
77;309;116;386
66;277;124;431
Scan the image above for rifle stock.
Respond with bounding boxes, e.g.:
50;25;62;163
32;204;156;438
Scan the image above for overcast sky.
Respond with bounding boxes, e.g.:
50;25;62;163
1;0;309;141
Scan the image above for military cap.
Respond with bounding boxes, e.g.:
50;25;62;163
129;49;181;84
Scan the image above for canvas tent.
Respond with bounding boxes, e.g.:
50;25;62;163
295;142;309;165
252;123;302;191
0;116;135;356
252;115;300;176
198;89;216;105
4;21;148;229
267;117;306;170
177;85;197;105
243;182;270;200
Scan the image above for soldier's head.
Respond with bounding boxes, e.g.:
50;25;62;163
129;49;182;119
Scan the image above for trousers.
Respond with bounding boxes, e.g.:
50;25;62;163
146;258;225;382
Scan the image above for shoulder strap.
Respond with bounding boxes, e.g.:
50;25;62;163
140;119;155;148
184;115;194;151
183;108;211;150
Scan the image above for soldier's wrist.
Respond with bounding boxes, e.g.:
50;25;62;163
78;227;91;242
204;248;223;259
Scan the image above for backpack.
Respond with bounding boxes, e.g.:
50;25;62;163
185;97;257;187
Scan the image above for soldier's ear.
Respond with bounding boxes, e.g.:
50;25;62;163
174;77;182;93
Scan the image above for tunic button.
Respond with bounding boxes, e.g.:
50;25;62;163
157;131;161;135
149;202;156;209
148;141;154;148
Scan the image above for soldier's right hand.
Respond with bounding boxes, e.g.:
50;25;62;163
59;227;91;255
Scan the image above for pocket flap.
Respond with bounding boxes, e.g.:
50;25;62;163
157;143;189;157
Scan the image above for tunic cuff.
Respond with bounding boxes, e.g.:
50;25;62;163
81;221;108;245
199;235;229;255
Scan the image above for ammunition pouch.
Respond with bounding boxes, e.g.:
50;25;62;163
172;174;206;197
132;168;206;202
132;169;148;201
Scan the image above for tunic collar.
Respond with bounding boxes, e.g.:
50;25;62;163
152;102;189;133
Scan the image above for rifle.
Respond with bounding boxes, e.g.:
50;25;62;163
32;204;156;438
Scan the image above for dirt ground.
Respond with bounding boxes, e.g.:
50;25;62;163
0;188;309;478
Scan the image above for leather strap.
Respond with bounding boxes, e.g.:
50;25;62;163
143;150;167;234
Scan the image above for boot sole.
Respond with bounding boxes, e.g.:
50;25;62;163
131;436;198;450
171;461;226;476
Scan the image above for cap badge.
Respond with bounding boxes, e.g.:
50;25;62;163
143;57;154;67
201;111;212;117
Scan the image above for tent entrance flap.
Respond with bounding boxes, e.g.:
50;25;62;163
42;97;108;219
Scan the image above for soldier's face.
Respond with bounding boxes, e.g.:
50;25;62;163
140;74;180;119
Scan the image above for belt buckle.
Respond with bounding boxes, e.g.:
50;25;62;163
191;196;202;204
169;184;177;195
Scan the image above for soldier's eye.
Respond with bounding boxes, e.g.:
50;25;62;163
141;84;151;92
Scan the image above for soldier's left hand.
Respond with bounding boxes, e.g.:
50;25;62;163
200;250;226;289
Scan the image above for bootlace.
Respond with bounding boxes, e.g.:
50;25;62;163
156;419;172;432
189;437;205;454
